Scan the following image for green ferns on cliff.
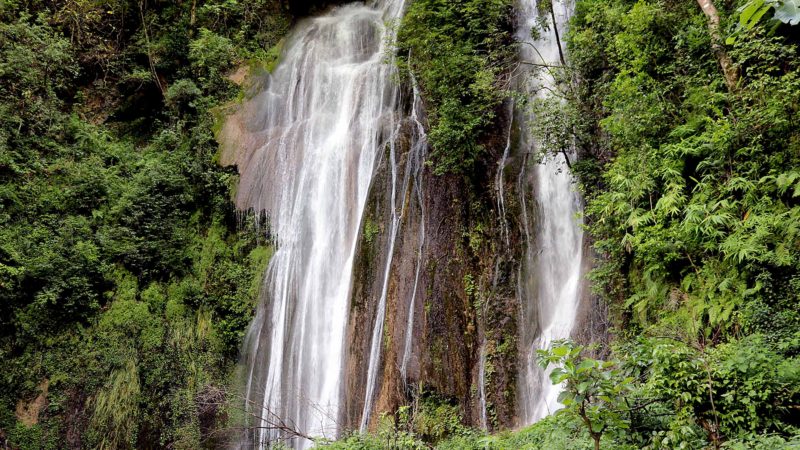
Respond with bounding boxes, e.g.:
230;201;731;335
539;0;800;447
570;0;800;334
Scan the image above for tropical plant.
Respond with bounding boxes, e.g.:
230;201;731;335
537;342;635;450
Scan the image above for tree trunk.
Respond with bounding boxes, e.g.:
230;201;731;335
549;4;567;67
139;0;166;97
696;0;739;91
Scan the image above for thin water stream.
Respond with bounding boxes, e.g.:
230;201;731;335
516;0;586;425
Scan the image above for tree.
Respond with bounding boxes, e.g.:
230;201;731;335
537;342;634;450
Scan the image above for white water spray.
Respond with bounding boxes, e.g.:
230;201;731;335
516;0;585;425
221;1;409;447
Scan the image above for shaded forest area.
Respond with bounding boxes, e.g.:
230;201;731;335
0;0;297;447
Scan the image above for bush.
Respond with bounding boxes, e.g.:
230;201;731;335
396;0;514;175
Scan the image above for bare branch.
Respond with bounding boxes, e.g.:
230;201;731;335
196;386;319;447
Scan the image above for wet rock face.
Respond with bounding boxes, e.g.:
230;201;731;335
572;241;611;360
343;103;524;432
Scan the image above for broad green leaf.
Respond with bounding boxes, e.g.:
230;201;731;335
749;4;775;26
553;345;569;357
740;0;767;27
577;359;596;373
549;367;565;384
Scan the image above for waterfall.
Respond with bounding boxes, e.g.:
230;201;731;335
361;61;429;431
221;1;408;447
477;339;489;430
516;0;585;425
496;102;514;249
399;73;428;382
359;123;402;433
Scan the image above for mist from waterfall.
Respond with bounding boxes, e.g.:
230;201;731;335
220;1;408;447
515;0;585;425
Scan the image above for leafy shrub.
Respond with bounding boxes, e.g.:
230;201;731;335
396;0;514;175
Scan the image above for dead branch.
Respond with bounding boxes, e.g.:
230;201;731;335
197;386;319;447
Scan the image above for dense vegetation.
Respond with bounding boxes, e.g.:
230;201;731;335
0;0;289;447
561;0;800;446
396;0;515;175
2;0;798;448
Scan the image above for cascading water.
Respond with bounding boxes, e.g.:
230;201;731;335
220;1;408;447
359;122;402;433
361;65;428;431
477;339;489;430
399;72;428;382
496;102;515;249
515;0;585;425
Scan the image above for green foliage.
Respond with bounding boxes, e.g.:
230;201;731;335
318;394;474;449
0;0;280;448
723;434;800;449
363;219;380;244
189;28;237;92
519;336;800;449
616;335;800;448
410;397;466;443
529;97;574;159
562;0;800;446
739;0;776;30
318;408;601;449
0;15;78;196
537;342;635;449
319;414;426;450
571;0;800;335
5;421;60;450
89;358;141;449
741;0;800;28
396;0;514;175
727;0;799;43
